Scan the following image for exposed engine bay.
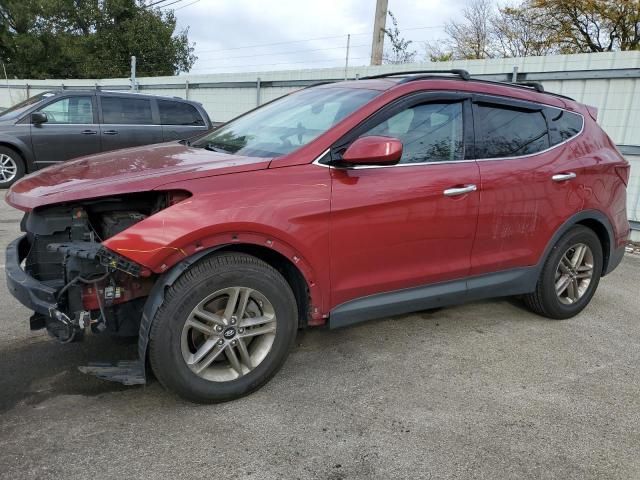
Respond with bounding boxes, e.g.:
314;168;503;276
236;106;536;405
21;193;170;343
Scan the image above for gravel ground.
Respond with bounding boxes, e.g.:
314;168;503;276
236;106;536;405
0;199;639;480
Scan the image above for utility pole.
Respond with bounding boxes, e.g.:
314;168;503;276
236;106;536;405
344;34;351;80
130;55;137;91
370;0;388;66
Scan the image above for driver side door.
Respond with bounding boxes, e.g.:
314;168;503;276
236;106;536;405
327;92;480;315
30;94;101;168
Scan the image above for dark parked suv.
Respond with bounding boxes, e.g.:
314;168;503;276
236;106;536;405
0;90;212;187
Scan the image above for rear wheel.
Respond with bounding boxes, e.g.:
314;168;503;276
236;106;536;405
524;226;603;319
149;253;298;403
0;147;25;188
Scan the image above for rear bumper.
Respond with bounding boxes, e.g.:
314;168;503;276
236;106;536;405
5;235;58;316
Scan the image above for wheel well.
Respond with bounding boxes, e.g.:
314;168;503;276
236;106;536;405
576;218;611;274
216;244;311;327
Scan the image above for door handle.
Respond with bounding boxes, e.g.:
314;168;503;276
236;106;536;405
81;130;98;135
552;172;576;182
443;184;477;197
103;130;119;135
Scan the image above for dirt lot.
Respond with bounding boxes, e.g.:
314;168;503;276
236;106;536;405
0;199;639;480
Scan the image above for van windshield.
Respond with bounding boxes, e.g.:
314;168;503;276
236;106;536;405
190;87;380;158
0;92;56;120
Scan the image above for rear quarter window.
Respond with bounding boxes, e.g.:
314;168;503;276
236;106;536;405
545;108;583;146
158;100;205;126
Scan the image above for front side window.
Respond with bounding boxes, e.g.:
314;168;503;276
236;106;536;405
361;102;464;163
191;87;380;158
475;103;549;159
39;96;94;124
159;100;204;126
101;96;153;125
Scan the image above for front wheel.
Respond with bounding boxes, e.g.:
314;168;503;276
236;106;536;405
149;253;298;403
524;225;603;319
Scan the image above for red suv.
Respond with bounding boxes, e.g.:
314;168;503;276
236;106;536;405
5;70;630;402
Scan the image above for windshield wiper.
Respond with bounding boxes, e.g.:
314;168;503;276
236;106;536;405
203;143;231;154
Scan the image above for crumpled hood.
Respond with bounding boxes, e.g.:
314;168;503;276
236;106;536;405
6;142;271;211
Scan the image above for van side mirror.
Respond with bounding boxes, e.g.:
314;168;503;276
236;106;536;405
31;112;48;124
342;136;403;165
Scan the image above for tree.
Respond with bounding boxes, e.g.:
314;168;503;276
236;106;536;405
491;5;560;57
443;0;495;59
531;0;640;52
0;0;196;79
382;11;417;64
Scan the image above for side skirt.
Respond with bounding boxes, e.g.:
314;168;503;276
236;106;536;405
328;267;539;329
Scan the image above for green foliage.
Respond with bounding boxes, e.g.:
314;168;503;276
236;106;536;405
0;0;196;79
382;11;416;64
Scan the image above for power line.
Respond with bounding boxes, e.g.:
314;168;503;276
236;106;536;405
197;44;370;62
188;56;371;72
142;0;175;8
193;25;444;55
174;0;201;10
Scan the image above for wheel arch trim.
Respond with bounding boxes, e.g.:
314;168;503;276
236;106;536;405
540;209;616;275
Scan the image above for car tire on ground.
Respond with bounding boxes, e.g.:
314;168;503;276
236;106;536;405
149;252;298;403
524;225;603;319
0;146;25;188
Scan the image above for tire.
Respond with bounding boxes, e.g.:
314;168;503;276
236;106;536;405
0;146;25;188
524;225;603;319
149;252;298;403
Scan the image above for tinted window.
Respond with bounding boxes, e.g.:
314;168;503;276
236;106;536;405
363;102;464;163
159;100;204;126
545;108;583;146
475;103;549;159
101;96;153;125
39;96;94;124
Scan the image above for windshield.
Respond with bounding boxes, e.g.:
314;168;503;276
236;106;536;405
191;87;380;158
0;92;56;120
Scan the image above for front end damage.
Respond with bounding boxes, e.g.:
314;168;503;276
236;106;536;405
5;192;187;384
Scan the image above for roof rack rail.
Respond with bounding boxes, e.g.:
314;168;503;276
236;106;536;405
516;81;545;93
360;69;471;81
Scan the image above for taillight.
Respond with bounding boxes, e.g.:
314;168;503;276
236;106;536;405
615;165;630;186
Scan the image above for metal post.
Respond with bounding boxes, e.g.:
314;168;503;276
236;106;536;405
370;0;388;66
256;77;261;106
130;55;137;91
185;80;189;100
25;83;30;99
344;34;351;80
511;66;518;83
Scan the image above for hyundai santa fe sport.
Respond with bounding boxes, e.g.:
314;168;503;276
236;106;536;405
4;70;630;403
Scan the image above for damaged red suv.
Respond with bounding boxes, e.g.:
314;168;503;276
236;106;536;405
5;70;630;403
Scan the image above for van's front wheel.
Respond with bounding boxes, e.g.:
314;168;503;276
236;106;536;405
149;253;298;403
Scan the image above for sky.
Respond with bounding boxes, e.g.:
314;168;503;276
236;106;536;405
169;0;468;74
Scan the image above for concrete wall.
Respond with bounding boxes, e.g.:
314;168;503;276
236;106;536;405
1;51;639;236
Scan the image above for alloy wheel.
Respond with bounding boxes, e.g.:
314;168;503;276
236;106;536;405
180;286;277;382
0;154;17;183
554;243;594;305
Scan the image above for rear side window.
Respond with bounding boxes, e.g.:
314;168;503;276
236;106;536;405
101;96;153;125
158;100;205;126
545;108;583;146
475;103;549;159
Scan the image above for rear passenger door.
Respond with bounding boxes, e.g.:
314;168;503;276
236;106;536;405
470;95;586;275
158;100;208;141
98;94;163;152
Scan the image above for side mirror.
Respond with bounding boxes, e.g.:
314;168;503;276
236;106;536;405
342;136;403;165
31;112;48;124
